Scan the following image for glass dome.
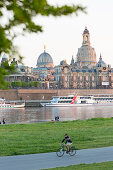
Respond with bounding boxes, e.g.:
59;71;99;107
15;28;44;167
37;51;53;66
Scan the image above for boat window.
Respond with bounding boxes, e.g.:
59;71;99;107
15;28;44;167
80;97;91;99
94;97;113;101
59;96;74;99
52;97;59;103
81;101;86;104
68;97;74;99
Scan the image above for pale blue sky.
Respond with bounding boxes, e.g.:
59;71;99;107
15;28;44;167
14;0;113;67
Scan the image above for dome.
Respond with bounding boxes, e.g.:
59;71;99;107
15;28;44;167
76;28;97;68
37;51;53;67
77;45;97;67
96;55;106;68
60;60;66;65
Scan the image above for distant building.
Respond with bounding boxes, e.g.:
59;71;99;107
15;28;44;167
2;57;35;83
2;27;113;89
54;27;113;89
32;45;55;88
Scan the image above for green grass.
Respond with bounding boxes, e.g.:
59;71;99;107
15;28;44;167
1;117;113;156
43;161;113;170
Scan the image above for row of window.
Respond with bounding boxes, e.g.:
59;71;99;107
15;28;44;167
80;97;91;99
59;97;73;99
63;76;111;81
95;98;113;100
58;101;71;103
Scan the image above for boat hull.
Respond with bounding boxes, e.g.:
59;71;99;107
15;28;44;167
41;103;93;107
41;103;113;107
0;103;25;108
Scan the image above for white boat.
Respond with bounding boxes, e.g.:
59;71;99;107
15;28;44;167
93;95;113;104
0;99;25;108
41;94;113;107
41;95;96;107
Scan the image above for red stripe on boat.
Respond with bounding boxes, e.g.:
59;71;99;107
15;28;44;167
71;96;77;104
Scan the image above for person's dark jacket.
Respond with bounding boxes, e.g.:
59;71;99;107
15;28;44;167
62;136;72;144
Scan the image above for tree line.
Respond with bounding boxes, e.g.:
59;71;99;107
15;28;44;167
5;81;40;89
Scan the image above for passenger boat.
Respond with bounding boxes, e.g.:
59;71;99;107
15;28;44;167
0;98;25;108
93;94;113;104
41;94;113;107
41;95;96;107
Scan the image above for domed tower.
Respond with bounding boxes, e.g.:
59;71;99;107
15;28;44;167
96;54;107;68
37;45;54;68
77;27;97;68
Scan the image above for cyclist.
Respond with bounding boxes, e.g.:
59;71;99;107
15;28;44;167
62;134;72;153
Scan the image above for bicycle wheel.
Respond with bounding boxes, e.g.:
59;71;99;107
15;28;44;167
69;146;76;156
56;147;65;157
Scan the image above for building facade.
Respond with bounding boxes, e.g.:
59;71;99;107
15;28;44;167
54;27;113;89
1;56;35;83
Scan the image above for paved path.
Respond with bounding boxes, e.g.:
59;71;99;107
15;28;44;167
1;146;113;170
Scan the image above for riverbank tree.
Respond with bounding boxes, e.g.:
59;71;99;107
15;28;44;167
0;0;86;88
5;81;40;88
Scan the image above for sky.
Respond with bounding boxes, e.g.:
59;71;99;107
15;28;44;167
13;0;113;68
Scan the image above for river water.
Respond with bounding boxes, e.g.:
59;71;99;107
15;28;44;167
0;105;113;124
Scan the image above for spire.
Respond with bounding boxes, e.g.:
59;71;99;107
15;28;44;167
71;55;74;65
44;45;46;52
100;53;102;60
65;59;67;65
82;27;90;46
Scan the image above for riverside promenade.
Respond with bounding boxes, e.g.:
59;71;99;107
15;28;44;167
0;146;113;170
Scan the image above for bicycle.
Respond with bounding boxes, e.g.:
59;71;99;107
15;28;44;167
56;144;76;157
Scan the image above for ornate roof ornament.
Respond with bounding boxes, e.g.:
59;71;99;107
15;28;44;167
44;45;46;52
65;59;67;65
83;27;89;34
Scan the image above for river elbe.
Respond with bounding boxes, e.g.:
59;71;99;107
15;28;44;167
0;105;113;124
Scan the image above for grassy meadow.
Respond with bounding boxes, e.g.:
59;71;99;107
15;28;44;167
0;117;113;156
44;161;113;170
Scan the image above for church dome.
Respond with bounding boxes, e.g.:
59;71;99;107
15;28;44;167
77;45;96;63
37;47;53;67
